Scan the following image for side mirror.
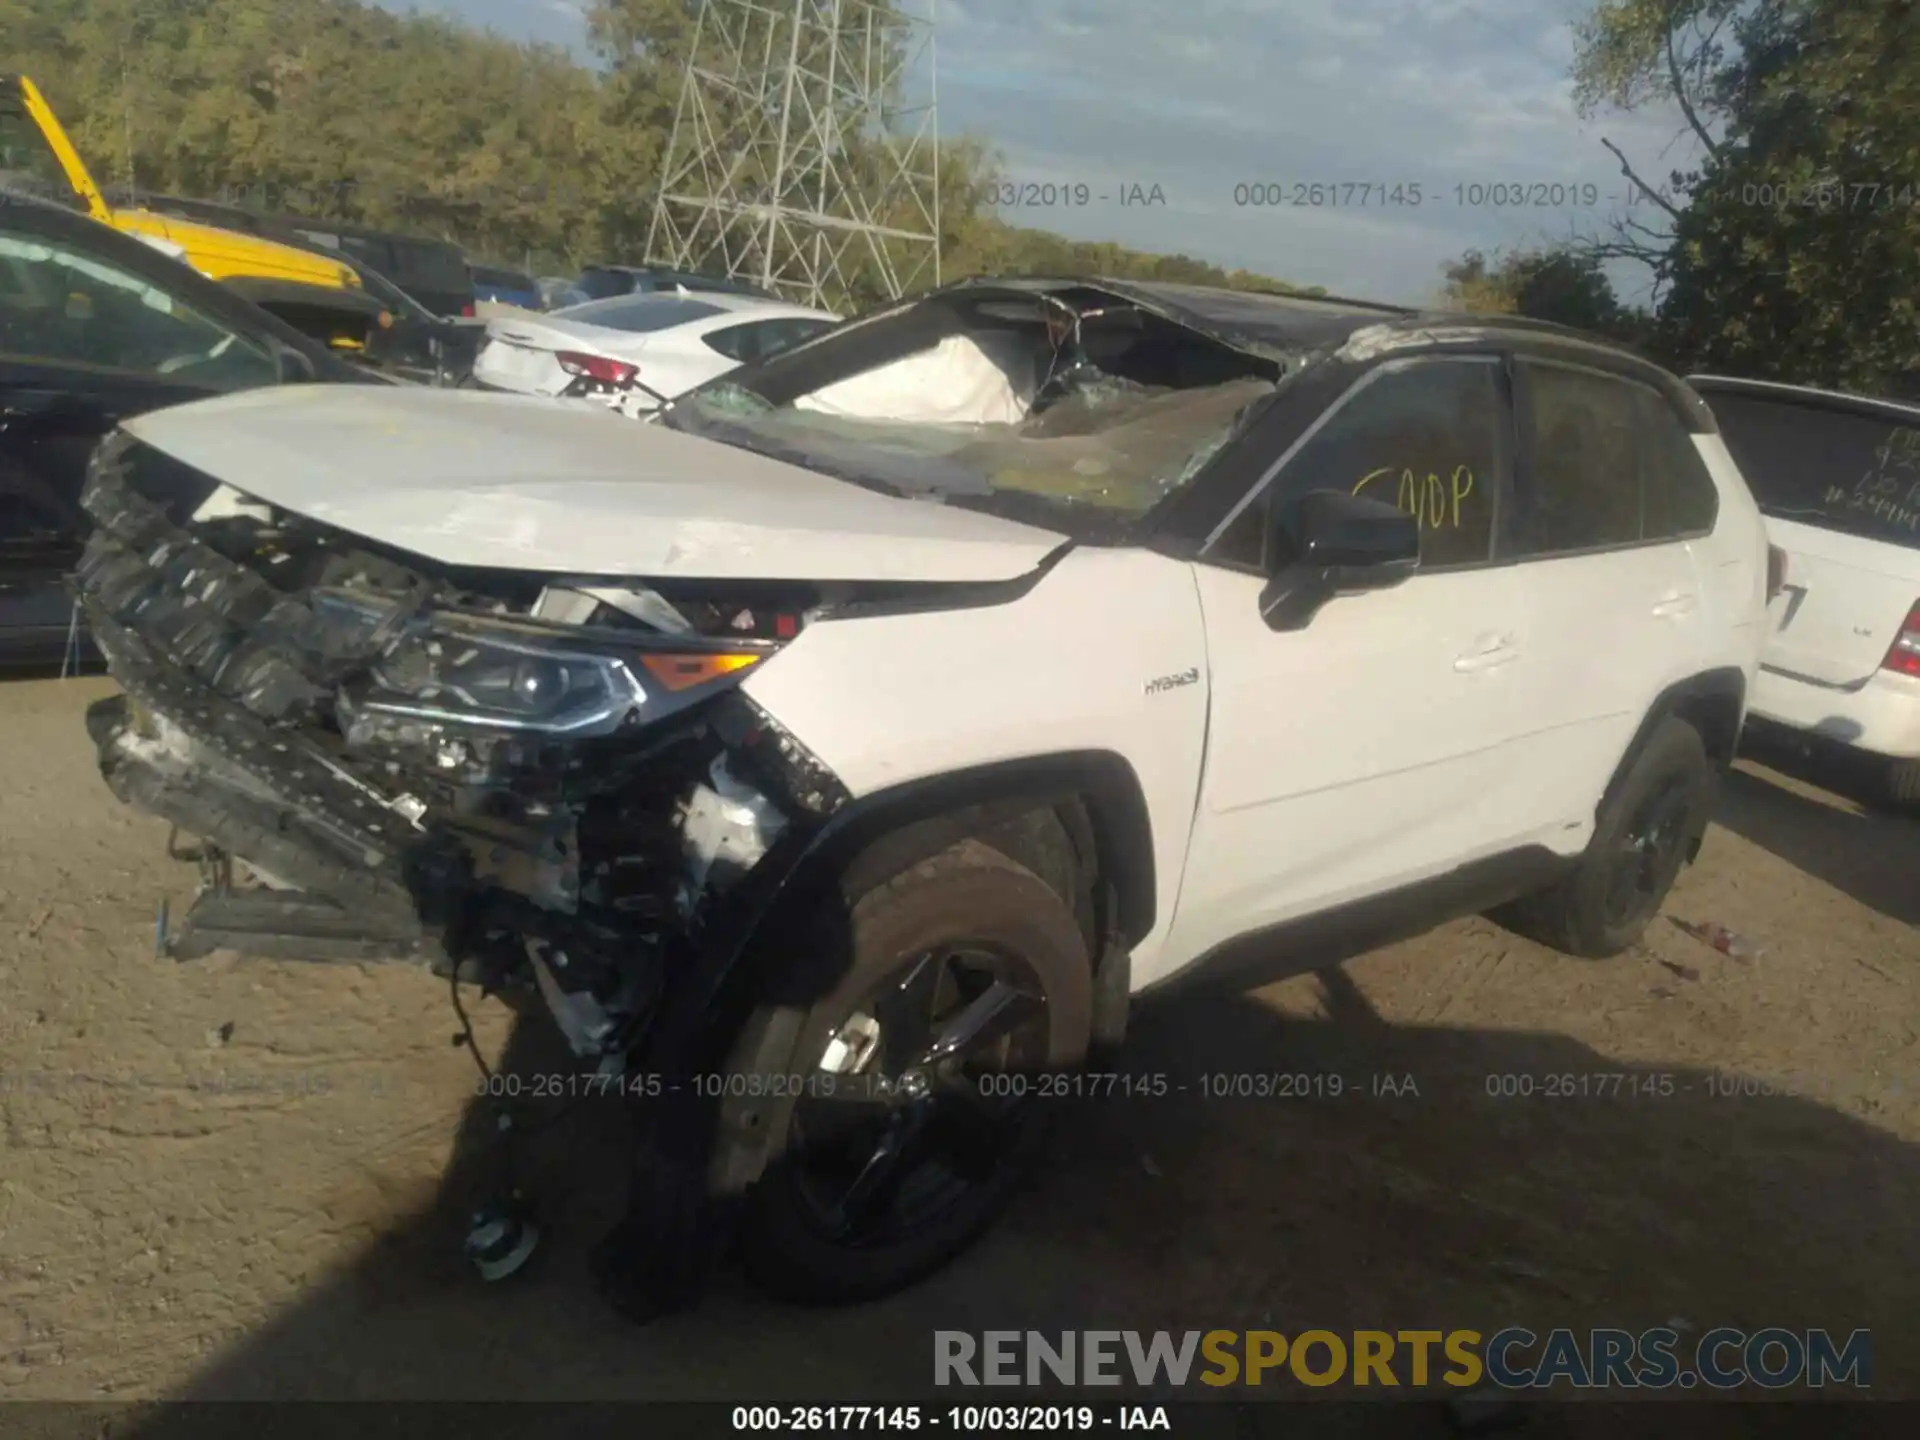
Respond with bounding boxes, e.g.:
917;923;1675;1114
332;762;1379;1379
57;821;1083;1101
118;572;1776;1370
1258;489;1420;632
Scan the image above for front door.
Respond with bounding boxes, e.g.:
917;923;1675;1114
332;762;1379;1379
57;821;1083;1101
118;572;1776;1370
1156;355;1533;977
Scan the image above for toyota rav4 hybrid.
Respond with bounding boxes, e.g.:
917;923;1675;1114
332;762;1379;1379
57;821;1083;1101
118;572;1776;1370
73;277;1770;1316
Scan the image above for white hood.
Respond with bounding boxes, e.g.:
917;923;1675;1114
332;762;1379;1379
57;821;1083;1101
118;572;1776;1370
119;385;1069;583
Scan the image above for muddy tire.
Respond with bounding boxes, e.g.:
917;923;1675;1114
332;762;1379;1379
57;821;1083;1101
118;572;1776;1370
735;843;1093;1304
1495;717;1716;959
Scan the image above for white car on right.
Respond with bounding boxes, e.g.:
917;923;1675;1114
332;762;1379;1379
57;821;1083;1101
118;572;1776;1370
471;290;838;412
1691;375;1920;799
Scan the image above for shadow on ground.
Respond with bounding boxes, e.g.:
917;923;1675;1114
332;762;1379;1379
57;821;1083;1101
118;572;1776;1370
1716;737;1920;925
74;954;1912;1435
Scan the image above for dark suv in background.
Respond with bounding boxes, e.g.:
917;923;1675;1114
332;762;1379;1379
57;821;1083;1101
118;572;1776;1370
279;241;487;386
1;194;370;665
284;219;474;319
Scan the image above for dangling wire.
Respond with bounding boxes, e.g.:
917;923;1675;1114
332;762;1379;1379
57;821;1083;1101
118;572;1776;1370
448;969;495;1088
448;969;517;1192
60;600;81;680
446;968;599;1192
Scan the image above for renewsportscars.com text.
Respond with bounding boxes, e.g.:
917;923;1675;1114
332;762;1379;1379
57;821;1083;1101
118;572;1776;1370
933;1327;1872;1390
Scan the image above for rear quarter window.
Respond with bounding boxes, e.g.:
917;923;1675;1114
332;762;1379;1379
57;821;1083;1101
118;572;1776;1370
1707;391;1920;547
1511;361;1718;556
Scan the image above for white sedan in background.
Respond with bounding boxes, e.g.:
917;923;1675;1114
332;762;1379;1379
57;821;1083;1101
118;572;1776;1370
470;290;838;412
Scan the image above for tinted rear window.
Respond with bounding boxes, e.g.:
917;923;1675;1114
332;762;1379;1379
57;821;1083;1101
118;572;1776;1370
558;295;725;332
1707;391;1920;547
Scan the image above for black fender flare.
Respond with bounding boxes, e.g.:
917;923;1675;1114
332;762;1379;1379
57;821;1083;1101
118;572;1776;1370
1603;666;1747;857
633;750;1158;1195
704;748;1155;1034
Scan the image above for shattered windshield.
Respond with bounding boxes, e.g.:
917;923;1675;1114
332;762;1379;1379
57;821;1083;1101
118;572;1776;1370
666;289;1285;530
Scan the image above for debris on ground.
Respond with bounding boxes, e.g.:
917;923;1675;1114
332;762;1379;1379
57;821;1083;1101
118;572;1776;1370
1659;960;1702;983
205;1022;234;1049
6;678;1919;1400
1670;918;1764;961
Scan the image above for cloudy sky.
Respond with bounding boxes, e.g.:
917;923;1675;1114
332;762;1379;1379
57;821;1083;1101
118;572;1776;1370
374;0;1699;305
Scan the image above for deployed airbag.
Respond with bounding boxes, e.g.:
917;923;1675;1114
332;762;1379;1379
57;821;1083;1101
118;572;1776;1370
795;330;1037;426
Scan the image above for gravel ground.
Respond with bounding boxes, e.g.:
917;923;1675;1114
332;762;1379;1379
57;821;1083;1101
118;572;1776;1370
1;674;1915;1415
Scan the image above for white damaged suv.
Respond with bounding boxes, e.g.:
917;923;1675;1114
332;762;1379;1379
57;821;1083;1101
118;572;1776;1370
75;278;1770;1316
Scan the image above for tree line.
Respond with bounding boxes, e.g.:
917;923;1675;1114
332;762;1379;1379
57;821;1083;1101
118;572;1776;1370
0;0;1313;306
1441;0;1920;399
19;0;1890;389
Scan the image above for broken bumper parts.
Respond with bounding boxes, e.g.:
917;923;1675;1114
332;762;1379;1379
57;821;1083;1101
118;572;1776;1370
75;432;848;1064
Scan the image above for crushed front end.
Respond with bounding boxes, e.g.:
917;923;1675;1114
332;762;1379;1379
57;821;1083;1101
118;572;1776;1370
75;422;848;1087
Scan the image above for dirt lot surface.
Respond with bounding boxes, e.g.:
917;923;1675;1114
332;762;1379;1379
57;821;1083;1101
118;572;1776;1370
2;675;1916;1421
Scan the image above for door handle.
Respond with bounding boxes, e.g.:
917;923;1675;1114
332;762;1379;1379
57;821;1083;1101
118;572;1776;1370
1651;589;1698;618
1454;636;1519;673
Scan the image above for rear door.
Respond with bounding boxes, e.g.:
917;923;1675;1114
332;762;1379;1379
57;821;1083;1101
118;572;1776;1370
1496;359;1721;838
1695;385;1920;686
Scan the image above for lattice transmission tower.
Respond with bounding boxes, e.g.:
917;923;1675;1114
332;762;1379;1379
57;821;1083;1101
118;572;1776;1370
645;0;940;313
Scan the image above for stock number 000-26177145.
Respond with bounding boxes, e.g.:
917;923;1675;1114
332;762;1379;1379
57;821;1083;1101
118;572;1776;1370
731;1406;1121;1431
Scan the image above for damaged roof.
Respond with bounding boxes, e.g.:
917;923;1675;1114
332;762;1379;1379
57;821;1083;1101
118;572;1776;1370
934;275;1673;374
939;274;1412;358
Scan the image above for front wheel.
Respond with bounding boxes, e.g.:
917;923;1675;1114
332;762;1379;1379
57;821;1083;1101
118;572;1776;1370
736;844;1093;1303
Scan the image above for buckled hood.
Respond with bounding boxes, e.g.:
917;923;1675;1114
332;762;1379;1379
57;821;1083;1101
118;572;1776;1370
119;383;1070;584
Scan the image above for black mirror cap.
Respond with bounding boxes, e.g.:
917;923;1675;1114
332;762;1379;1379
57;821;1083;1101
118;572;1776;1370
1259;489;1421;632
1274;488;1422;572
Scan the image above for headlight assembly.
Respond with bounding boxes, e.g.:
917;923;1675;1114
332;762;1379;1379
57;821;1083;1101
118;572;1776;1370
336;610;775;746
